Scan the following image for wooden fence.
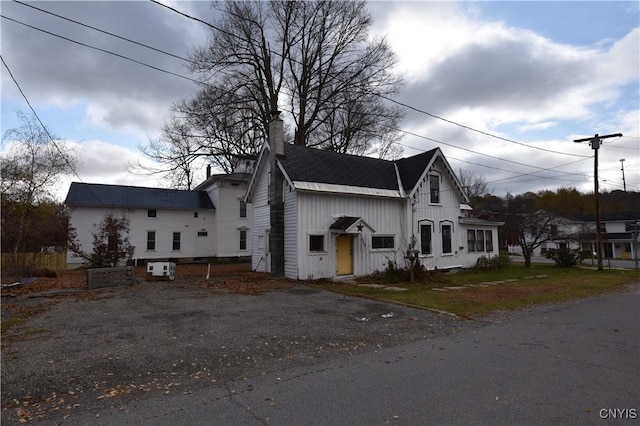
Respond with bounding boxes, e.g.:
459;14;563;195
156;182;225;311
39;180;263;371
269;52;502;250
1;252;67;272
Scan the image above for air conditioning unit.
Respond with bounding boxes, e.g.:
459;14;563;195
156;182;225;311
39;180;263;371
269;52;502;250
146;262;176;281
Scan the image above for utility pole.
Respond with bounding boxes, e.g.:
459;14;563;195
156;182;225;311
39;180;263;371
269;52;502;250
574;133;623;271
620;159;626;192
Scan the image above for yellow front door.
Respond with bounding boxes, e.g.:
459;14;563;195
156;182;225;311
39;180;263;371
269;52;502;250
336;235;353;275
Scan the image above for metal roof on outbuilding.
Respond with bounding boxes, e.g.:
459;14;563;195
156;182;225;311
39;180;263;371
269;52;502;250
64;182;215;210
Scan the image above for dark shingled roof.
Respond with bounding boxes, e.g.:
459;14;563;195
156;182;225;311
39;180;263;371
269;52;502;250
329;216;361;231
395;149;438;191
64;182;215;210
279;144;399;190
279;144;440;193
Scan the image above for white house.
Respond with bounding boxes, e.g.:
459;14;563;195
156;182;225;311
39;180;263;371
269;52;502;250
245;115;502;280
194;159;254;258
65;163;253;268
506;210;640;260
579;211;640;259
506;212;587;257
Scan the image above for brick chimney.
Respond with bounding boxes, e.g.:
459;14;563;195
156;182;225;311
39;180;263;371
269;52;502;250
269;111;285;276
269;111;284;157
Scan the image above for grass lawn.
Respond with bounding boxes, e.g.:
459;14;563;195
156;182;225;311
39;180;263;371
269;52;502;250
315;265;640;317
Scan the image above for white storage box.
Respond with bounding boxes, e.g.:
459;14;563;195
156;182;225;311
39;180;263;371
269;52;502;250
146;262;176;281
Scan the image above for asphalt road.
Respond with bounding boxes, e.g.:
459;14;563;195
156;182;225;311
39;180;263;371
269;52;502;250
57;284;640;426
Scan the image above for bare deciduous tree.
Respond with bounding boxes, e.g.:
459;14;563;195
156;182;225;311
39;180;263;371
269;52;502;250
502;192;556;267
1;111;79;256
141;0;403;185
458;168;489;199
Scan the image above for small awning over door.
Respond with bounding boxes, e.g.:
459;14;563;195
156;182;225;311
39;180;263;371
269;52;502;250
329;216;375;234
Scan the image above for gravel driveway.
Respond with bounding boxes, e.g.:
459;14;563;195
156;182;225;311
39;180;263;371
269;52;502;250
1;277;467;424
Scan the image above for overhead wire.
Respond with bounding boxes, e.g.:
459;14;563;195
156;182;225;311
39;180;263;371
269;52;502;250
1;54;111;205
0;14;204;87
12;0;196;65
3;2;630;191
149;0;592;160
146;0;606;187
1;55;79;180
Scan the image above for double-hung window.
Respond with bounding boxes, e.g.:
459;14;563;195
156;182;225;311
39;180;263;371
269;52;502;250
172;232;181;251
467;230;476;252
239;230;247;250
420;224;432;255
485;230;493;252
146;231;156;251
441;224;452;254
430;174;440;204
476;230;485;252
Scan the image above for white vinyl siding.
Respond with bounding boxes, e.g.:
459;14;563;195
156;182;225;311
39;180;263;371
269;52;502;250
250;165;271;272
284;184;298;278
67;207;214;267
296;191;404;279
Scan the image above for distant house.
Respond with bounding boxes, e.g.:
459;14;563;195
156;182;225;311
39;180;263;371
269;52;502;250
506;209;640;260
64;161;253;268
245;114;502;280
506;212;587;257
579;211;640;260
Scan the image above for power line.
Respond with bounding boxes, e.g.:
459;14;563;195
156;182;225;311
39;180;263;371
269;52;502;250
0;14;203;87
1;54;85;185
374;92;591;159
358;127;592;185
150;0;592;160
3;3;623;190
387;125;588;176
13;0;196;65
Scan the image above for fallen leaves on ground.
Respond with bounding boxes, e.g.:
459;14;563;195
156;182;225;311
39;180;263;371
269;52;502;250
1;263;292;296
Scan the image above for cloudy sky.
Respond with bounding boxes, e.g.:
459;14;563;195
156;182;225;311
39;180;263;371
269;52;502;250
2;1;638;201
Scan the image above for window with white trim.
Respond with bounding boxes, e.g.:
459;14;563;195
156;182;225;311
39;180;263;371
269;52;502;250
146;231;156;251
476;230;485;252
420;224;432;255
466;229;494;253
172;232;181;251
429;174;440;204
309;235;324;252
485;230;494;252
239;230;247;250
371;235;395;250
467;230;476;252
441;224;452;254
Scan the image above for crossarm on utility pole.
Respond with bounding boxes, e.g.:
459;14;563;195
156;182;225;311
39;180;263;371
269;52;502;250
573;133;623;271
